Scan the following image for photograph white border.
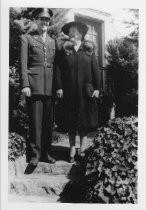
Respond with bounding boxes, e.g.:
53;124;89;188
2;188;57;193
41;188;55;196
1;0;146;210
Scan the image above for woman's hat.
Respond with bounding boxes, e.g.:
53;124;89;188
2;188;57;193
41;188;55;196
62;21;88;37
32;8;53;19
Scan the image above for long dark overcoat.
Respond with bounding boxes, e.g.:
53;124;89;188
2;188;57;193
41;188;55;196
55;42;101;132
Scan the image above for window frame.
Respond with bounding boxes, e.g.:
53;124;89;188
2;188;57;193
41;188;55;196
74;15;105;67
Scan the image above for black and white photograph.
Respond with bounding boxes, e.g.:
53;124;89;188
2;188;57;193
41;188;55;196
1;0;145;209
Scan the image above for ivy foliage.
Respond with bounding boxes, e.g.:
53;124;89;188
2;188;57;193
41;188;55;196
84;116;137;203
60;116;138;203
8;132;26;161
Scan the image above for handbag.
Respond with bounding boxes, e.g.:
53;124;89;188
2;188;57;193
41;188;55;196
84;83;102;105
84;83;94;98
84;83;114;126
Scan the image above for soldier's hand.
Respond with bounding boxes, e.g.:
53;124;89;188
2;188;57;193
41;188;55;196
22;87;31;97
56;89;63;98
92;90;100;98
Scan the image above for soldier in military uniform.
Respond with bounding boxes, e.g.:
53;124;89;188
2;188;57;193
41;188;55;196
20;8;56;165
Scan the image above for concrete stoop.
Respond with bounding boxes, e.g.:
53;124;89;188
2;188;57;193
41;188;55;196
9;161;83;203
8;136;94;203
9;157;82;177
10;174;69;196
8;194;61;203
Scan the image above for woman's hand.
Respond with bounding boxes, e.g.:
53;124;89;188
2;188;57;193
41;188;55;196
56;89;63;98
92;90;100;98
22;87;31;97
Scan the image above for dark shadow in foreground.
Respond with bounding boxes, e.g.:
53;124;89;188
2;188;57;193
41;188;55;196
58;158;88;203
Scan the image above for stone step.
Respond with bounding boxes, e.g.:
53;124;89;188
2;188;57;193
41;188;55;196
9;174;69;196
8;133;95;202
8;194;60;203
9;156;84;177
9;136;94;177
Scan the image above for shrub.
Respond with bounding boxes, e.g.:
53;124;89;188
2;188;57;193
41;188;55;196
8;132;26;161
9;66;29;135
84;116;138;203
106;38;138;117
60;116;138;203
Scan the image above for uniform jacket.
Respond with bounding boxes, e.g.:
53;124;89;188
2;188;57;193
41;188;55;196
20;31;55;96
55;41;101;131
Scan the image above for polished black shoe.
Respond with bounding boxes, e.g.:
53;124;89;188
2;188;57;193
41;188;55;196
41;154;56;164
29;157;39;166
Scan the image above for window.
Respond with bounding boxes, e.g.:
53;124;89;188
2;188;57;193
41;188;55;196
75;15;104;67
85;23;99;59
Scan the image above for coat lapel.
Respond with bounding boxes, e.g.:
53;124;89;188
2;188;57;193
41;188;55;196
33;32;53;47
30;31;54;49
31;31;45;45
45;34;51;45
33;36;44;45
46;34;54;49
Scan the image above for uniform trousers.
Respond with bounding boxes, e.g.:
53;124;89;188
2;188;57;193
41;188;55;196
26;95;53;162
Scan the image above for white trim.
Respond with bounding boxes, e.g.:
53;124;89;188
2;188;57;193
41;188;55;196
80;8;111;17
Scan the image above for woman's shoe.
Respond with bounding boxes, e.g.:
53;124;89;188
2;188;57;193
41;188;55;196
80;151;86;158
69;146;76;163
77;151;86;162
69;156;75;163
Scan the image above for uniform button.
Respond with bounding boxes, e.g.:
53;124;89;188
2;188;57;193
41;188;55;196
44;52;47;55
44;47;46;50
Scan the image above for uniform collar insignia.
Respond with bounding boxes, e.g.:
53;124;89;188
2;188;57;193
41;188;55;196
32;31;52;45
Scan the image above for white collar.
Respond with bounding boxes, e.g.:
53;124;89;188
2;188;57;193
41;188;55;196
74;40;81;51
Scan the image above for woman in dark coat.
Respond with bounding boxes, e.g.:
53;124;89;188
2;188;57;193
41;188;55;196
55;21;101;162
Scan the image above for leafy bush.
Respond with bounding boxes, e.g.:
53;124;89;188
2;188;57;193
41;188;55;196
8;132;26;161
60;116;138;203
9;66;29;135
106;38;138;117
84;116;138;203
